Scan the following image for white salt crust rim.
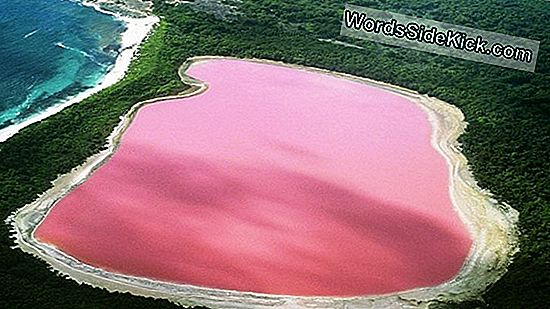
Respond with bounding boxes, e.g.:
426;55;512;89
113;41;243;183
7;56;519;309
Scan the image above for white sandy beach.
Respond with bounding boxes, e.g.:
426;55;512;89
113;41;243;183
0;3;159;142
7;56;519;309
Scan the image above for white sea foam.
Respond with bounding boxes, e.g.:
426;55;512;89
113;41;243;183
23;29;39;38
55;41;107;68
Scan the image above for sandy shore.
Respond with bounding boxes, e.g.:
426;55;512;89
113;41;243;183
0;2;159;143
7;56;519;309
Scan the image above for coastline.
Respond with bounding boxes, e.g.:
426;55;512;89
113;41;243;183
7;56;519;308
0;1;159;143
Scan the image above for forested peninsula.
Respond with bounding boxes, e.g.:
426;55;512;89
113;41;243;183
1;1;549;308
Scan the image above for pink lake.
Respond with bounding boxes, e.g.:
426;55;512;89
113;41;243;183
36;59;472;296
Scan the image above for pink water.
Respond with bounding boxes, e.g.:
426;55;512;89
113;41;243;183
36;59;472;296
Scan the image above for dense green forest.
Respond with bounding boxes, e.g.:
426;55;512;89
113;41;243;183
1;0;549;308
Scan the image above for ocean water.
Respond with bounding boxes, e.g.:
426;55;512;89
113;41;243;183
0;0;125;129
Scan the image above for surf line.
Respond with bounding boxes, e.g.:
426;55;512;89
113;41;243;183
55;42;108;68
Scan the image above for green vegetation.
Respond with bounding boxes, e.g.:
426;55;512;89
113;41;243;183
1;0;549;308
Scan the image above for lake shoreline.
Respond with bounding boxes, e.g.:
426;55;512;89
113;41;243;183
7;56;519;308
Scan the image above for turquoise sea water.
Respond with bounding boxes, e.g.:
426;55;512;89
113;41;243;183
0;0;125;129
